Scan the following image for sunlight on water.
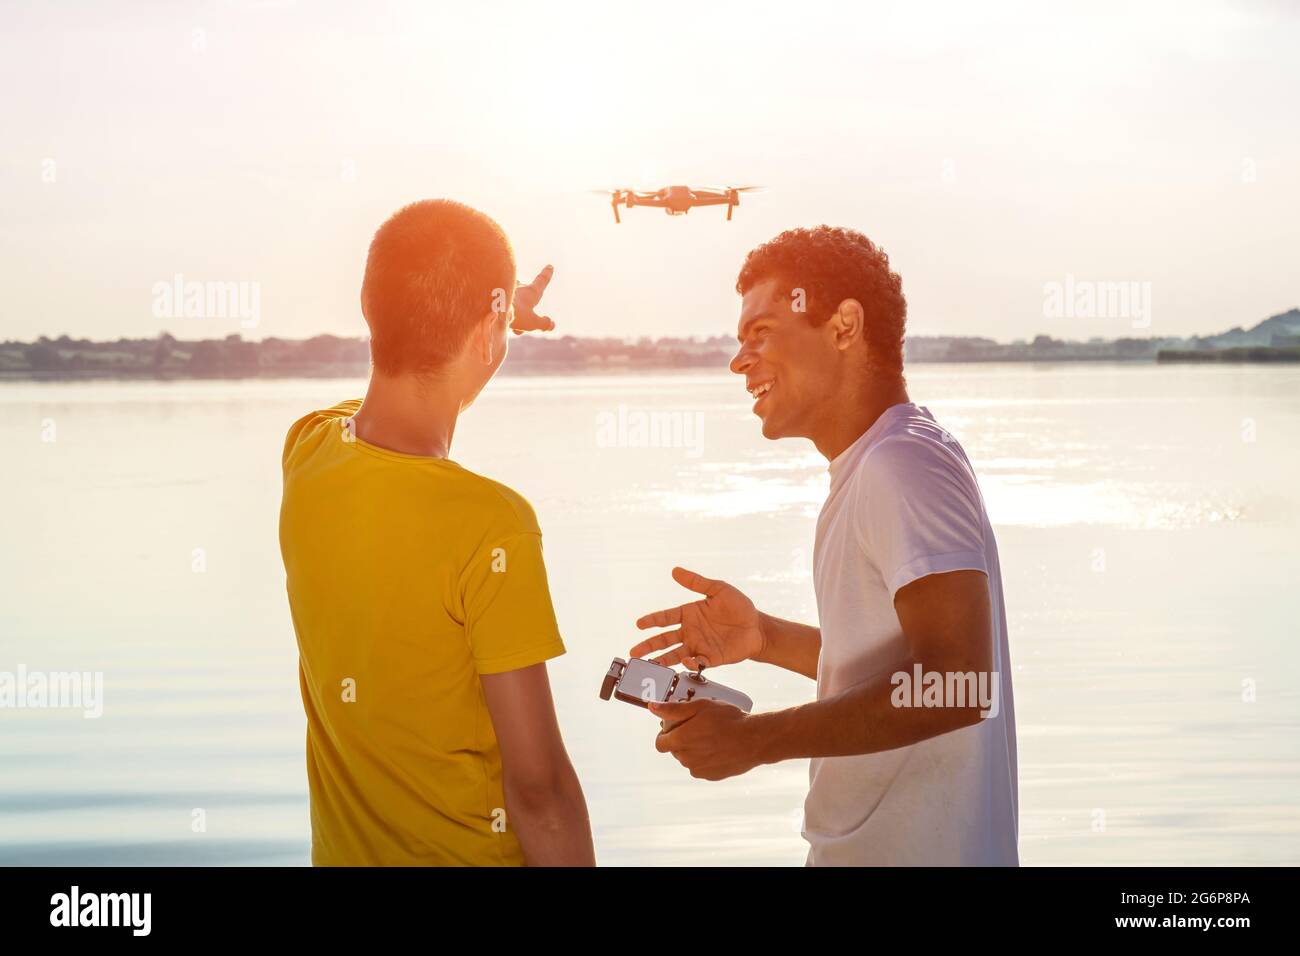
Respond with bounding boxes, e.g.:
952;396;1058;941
1;363;1297;865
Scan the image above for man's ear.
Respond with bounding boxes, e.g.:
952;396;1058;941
473;309;503;365
829;298;865;352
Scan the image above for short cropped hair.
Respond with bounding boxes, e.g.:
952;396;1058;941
361;199;516;374
736;226;907;376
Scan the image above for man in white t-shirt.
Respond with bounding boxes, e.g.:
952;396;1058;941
632;226;1018;866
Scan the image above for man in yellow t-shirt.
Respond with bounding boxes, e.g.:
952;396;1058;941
279;199;594;866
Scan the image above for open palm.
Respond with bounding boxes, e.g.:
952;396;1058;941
631;567;765;669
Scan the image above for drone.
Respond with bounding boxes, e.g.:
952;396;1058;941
595;185;764;223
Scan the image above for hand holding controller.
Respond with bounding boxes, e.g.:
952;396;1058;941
599;656;753;730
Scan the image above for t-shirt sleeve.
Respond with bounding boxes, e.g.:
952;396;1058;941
460;530;566;675
857;437;989;599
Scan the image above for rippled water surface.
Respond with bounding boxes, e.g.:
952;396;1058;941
2;364;1297;865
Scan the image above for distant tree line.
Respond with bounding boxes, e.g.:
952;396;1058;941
0;332;737;379
4;309;1296;379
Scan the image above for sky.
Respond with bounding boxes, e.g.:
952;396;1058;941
2;0;1298;344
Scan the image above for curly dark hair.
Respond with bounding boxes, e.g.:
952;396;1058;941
735;226;907;375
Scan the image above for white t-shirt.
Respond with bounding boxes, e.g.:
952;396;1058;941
803;403;1018;866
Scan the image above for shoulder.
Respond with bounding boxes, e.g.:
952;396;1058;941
282;398;361;467
862;431;961;481
855;420;977;504
452;469;544;538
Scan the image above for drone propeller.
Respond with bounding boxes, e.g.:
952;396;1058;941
590;187;661;195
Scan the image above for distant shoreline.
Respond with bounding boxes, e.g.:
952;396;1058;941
5;306;1297;381
6;354;1299;385
1157;348;1300;364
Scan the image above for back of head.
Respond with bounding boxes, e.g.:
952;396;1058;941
361;199;516;375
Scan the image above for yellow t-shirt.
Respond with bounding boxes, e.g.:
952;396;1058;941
279;399;566;866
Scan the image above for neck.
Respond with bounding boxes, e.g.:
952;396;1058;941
811;375;910;461
352;371;461;459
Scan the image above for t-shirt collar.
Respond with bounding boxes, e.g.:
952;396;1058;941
827;403;926;487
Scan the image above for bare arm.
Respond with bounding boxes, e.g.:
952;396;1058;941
650;570;995;779
481;662;595;865
755;570;993;760
754;612;821;680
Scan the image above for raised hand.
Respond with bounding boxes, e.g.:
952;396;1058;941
510;265;556;334
631;567;765;670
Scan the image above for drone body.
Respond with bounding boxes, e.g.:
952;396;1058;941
598;185;762;223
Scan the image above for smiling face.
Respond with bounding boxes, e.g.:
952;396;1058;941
730;277;845;441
